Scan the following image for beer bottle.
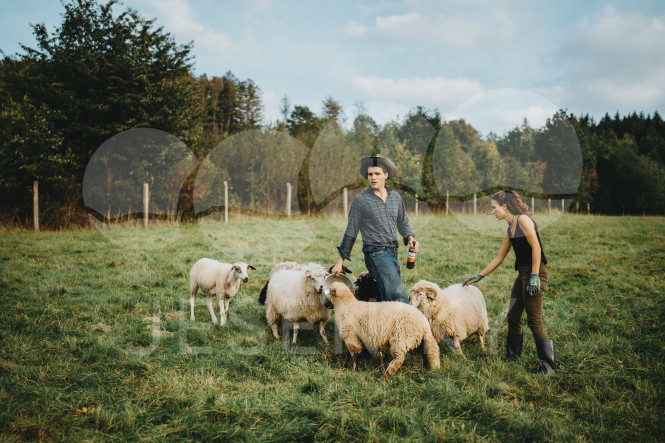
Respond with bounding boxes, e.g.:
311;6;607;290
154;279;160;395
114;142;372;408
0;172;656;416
407;250;416;269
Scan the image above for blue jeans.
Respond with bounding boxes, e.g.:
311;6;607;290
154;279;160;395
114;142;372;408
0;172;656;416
364;247;409;303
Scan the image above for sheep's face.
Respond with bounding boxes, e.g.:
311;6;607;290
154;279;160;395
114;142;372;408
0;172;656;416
305;266;328;295
328;281;354;305
410;280;440;309
233;262;256;283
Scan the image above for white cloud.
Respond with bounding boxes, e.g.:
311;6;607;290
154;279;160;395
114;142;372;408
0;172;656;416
135;0;248;68
345;10;514;49
350;75;484;110
261;88;281;124
234;0;273;11
445;89;559;136
564;6;665;111
353;101;411;126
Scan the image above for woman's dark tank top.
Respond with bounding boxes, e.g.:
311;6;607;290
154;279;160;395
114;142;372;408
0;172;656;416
508;214;547;270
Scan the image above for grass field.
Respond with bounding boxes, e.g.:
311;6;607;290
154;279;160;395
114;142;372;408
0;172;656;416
1;215;664;441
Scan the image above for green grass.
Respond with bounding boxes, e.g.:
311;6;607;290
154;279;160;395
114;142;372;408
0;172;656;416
1;215;664;441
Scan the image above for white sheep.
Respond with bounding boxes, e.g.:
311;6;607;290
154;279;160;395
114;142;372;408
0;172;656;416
258;262;352;305
258;261;304;305
264;262;329;344
326;281;440;378
410;280;489;357
189;258;255;326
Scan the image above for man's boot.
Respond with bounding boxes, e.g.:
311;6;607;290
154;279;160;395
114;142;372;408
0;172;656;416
536;340;556;375
506;333;523;361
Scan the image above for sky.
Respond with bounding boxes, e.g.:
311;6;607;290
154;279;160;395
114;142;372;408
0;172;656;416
2;0;665;136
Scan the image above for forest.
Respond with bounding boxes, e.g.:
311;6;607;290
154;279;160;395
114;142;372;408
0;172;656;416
1;0;664;228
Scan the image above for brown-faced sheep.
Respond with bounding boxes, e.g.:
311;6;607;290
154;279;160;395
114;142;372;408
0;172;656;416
189;259;255;326
326;281;440;378
410;281;488;357
265;263;330;344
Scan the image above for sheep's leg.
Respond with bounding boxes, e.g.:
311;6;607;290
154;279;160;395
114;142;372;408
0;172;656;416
292;322;299;344
218;296;227;326
453;339;466;359
343;333;364;371
207;296;218;324
382;351;406;378
318;321;328;343
190;285;198;321
350;353;359;371
478;331;486;350
266;307;281;339
422;334;441;370
270;323;281;340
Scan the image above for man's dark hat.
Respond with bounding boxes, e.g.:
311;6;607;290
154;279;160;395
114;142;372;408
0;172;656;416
359;155;398;178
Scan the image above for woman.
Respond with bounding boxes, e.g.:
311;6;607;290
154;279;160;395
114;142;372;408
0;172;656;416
462;190;555;375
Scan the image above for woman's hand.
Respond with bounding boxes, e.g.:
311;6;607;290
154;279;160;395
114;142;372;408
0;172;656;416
462;274;484;286
527;273;540;295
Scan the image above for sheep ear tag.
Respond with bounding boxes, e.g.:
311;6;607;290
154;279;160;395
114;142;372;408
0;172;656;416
248;265;256;271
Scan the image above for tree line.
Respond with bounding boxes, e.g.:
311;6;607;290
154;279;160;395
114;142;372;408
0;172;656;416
1;0;664;228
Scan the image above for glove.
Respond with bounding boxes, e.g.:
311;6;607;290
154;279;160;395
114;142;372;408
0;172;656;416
527;273;540;296
462;274;484;286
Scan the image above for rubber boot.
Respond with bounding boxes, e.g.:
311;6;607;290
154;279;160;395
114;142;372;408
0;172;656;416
506;333;523;361
536;340;556;375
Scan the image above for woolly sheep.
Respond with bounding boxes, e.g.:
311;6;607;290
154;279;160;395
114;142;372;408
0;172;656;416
264;263;330;344
410;281;489;357
258;261;303;306
189;258;255;326
326;281;440;378
258;263;352;305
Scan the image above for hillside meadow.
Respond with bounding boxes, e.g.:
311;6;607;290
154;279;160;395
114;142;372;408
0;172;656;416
0;215;664;441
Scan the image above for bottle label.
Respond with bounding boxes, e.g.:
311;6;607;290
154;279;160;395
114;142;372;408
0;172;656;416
407;251;416;268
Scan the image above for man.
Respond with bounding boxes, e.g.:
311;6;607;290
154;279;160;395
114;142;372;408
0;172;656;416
331;155;419;303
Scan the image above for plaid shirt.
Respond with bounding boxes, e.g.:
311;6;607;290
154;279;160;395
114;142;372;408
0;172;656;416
337;187;415;260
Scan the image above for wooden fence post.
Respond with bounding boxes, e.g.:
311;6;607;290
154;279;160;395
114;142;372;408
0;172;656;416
143;183;149;228
286;183;292;217
446;190;449;216
561;199;565;214
33;180;39;232
343;187;348;217
587;202;590;215
548;198;551;215
473;193;477;215
224;181;228;223
576;201;579;214
531;197;535;214
415;194;419;216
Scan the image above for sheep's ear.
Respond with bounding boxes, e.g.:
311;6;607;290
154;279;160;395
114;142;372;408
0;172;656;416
233;265;240;272
248;265;256;271
426;287;438;299
305;269;312;277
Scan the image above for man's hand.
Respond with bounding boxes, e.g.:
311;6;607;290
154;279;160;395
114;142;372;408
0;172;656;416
462;274;484;286
527;273;540;296
408;236;419;253
331;259;345;276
